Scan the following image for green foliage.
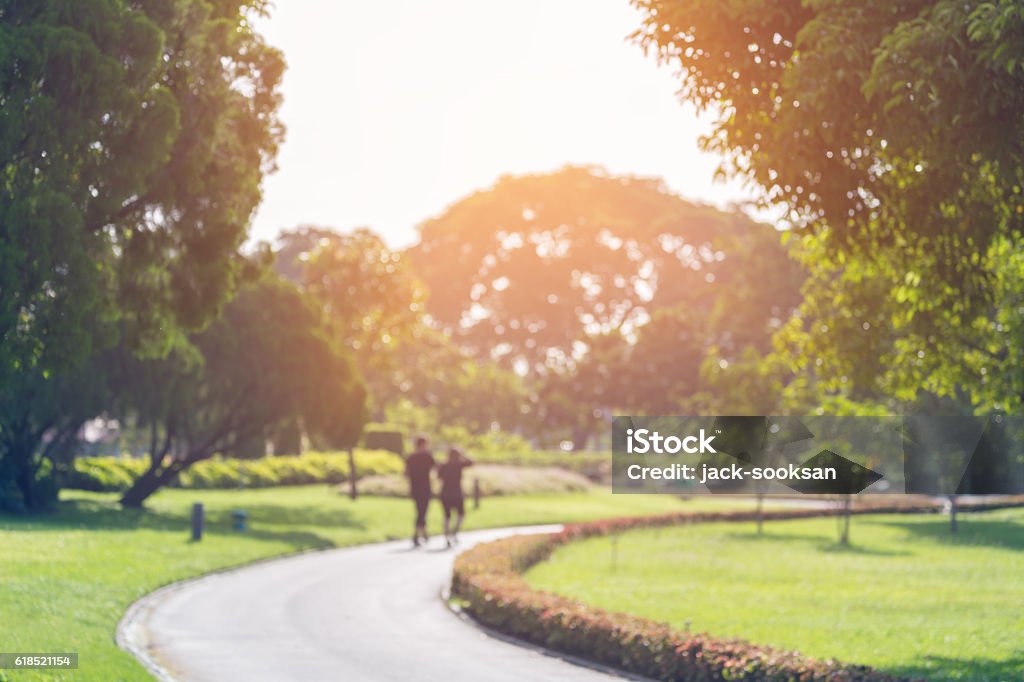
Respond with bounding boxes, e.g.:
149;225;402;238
0;359;111;511
115;277;368;507
275;227;426;415
383;331;531;434
68;450;402;493
633;0;1024;412
362;427;406;455
411;166;801;375
382;399;533;456
408;166;802;442
381;401;440;439
695;346;789;415
65;457;149;493
437;424;532;457
0;0;284;510
274;227;533;439
775;229;1024;413
633;0;1023;251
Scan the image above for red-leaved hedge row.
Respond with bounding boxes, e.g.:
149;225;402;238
452;502;989;682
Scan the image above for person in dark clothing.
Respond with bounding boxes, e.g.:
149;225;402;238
404;436;435;547
437;447;474;548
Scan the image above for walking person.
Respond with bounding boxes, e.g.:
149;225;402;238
404;436;435;547
437;447;474;548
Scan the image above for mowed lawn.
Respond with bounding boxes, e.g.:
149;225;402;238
0;486;747;682
526;508;1024;682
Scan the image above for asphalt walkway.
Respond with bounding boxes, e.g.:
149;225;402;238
121;526;630;681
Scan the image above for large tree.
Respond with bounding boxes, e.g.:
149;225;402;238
0;0;283;510
410;166;801;375
116;278;367;508
380;327;530;435
274;226;426;416
633;0;1024;410
632;0;1022;251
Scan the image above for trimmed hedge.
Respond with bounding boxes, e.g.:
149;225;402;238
363;425;405;455
352;464;593;497
66;450;403;492
451;504;967;682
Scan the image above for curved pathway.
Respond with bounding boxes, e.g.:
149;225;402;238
119;526;634;681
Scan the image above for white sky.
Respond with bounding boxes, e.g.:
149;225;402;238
250;0;755;249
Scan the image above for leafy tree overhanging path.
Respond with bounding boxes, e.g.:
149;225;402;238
119;527;625;681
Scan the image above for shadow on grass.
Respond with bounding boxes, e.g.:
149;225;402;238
723;530;913;557
865;513;1024;553
0;497;357;553
201;503;367;531
0;498;184;532
884;652;1024;682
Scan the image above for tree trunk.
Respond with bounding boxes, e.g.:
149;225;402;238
571;426;591;451
15;449;38;512
3;435;53;513
120;464;180;508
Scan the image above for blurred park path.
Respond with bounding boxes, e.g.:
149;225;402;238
121;526;634;681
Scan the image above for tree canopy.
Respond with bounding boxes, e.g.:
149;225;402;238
632;0;1022;250
117;277;367;508
0;0;284;510
411;166;802;375
633;0;1024;412
275;226;426;416
407;166;803;448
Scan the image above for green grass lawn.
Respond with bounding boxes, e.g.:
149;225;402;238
0;486;747;682
525;508;1024;682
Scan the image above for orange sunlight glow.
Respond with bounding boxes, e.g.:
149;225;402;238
250;0;756;248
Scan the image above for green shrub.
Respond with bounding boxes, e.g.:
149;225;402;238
237;459;281;487
363;426;405;455
435;425;532;457
68;450;403;492
178;459;240;489
64;457;149;492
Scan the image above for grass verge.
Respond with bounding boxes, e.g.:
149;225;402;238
525;508;1024;681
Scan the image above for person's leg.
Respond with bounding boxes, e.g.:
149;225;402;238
442;499;452;542
442;501;454;547
413;496;429;545
412;498;420;546
452;497;465;539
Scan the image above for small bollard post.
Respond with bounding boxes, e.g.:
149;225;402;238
231;509;248;532
191;502;204;541
347;447;358;501
473;478;481;509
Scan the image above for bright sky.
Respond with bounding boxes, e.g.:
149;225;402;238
250;0;754;249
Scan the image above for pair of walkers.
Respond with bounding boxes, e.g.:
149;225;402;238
404;436;474;548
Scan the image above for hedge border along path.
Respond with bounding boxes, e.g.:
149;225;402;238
451;499;1024;682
